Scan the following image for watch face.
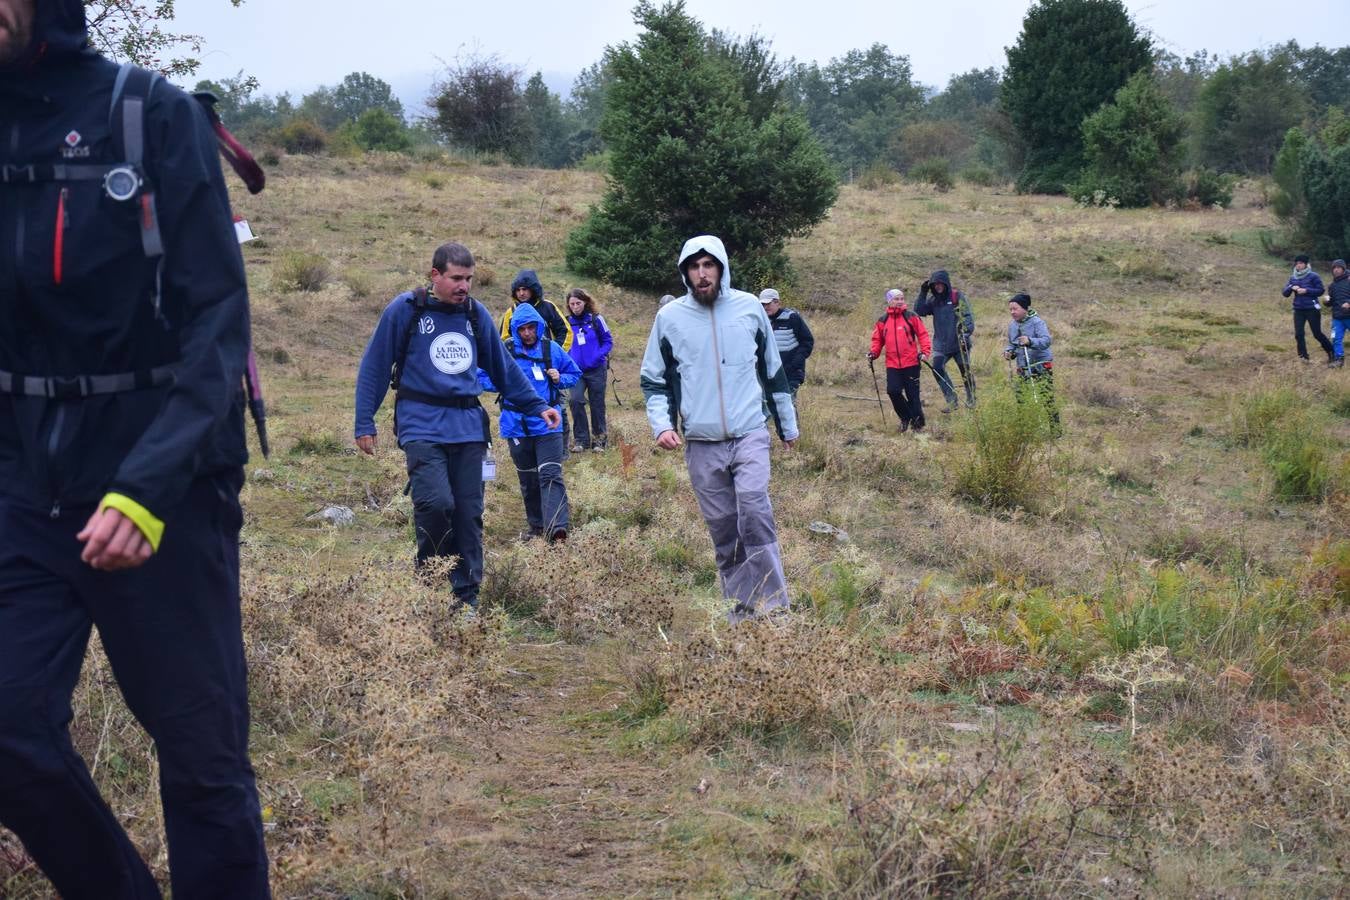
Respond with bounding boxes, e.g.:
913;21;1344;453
104;166;140;201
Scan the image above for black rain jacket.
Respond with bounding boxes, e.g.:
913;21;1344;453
0;0;249;518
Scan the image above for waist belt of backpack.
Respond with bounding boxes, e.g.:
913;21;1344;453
0;162;127;184
0;366;175;399
394;388;482;409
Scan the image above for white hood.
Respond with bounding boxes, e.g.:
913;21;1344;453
677;234;732;297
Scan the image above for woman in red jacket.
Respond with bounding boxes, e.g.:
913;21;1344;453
868;288;933;432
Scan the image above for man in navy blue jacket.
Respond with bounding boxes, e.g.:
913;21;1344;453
0;0;270;895
354;242;559;610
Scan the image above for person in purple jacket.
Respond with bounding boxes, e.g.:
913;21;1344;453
1283;253;1334;363
564;288;615;451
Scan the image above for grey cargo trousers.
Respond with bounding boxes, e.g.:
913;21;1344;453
684;428;790;622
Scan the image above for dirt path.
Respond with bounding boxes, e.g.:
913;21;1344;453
434;638;695;899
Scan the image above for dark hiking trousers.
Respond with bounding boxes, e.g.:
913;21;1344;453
1293;308;1334;359
507;431;570;538
930;351;975;407
405;440;486;607
568;367;608;449
0;472;270;900
886;365;925;429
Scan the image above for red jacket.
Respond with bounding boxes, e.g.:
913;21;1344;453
870;306;931;369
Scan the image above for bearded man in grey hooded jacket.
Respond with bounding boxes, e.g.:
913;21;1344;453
641;236;799;622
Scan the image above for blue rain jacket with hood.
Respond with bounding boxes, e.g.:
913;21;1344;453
479;302;580;438
354;291;547;445
1;0;251;525
640;236;799;442
498;269;573;351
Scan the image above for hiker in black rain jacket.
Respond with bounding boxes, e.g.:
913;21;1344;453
915;269;976;410
0;0;270;896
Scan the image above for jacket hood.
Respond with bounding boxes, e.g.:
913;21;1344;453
678;235;731;297
510;269;544;302
510;302;548;352
929;270;952;291
3;0;88;71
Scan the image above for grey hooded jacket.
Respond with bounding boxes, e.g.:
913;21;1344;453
641;236;799;442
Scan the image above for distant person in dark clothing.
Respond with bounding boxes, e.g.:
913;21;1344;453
869;289;932;432
1283;254;1333;363
1326;258;1348;369
915;269;976;410
759;288;815;398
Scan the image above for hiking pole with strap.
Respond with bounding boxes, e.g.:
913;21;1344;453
867;357;887;427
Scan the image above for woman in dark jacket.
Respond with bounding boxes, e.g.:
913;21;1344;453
1283;254;1334;362
564;288;614;450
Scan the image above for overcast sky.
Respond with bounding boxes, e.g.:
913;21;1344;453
170;0;1343;115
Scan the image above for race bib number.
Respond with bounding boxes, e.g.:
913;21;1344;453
429;332;474;375
532;364;544;381
576;331;586;345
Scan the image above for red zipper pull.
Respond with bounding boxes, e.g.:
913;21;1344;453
53;187;68;285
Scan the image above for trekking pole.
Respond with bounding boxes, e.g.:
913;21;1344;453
608;359;626;409
866;357;887;428
955;295;975;406
919;356;960;399
1018;338;1041;405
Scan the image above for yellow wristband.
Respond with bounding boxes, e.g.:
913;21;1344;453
99;493;165;552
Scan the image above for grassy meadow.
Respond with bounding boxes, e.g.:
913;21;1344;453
3;152;1349;898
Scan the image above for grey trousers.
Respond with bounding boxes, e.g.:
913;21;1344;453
685;428;790;622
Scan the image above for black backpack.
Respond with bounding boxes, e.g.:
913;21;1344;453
0;63;271;454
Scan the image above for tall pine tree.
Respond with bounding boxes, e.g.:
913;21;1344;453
1003;0;1151;194
565;1;837;291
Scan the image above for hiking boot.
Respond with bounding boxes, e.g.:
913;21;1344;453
550;528;568;544
593;435;607;451
1334;356;1345;368
942;403;956;414
570;443;586;453
518;529;543;543
898;419;910;433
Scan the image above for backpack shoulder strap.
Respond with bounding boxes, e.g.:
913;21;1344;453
391;288;429;390
109;63;164;260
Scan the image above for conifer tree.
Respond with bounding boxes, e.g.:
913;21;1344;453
1003;0;1151;194
565;1;837;291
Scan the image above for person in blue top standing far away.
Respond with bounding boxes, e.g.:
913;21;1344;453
354;242;559;612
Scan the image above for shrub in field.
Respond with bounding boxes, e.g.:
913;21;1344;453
954;380;1052;509
274;118;328;155
274;251;330;292
1185;166;1236;207
1229;386;1340;501
669;615;888;742
908;157;954;192
481;522;675;640
856;160;899;190
960;163;999;187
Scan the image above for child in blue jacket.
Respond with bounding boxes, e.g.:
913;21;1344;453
479;304;581;541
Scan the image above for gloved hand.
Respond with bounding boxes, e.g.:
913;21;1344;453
867;351;878;361
920;280;931;293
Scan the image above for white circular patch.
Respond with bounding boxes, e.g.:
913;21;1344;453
429;332;474;375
